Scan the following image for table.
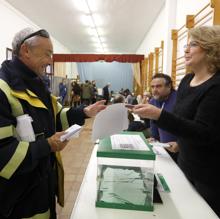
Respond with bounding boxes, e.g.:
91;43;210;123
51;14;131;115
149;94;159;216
70;145;218;219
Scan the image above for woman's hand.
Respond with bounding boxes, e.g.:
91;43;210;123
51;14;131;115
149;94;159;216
133;103;162;120
83;100;106;117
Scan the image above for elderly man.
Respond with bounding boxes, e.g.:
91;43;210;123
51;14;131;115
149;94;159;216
149;73;178;162
0;28;105;219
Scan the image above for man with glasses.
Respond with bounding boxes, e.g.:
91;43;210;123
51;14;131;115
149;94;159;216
0;28;106;219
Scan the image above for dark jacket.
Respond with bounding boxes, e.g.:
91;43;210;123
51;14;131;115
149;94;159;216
0;57;86;218
103;85;109;99
157;73;220;185
149;90;177;142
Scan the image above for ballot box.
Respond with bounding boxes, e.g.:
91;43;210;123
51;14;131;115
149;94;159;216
96;132;156;211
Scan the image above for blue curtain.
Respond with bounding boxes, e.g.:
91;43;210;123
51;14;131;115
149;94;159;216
77;62;133;92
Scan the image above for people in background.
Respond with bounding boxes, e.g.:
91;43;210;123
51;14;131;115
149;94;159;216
70;80;81;107
142;91;151;104
42;73;51;92
0;27;106;219
91;80;98;104
59;78;67;106
136;94;142;104
126;91;138;105
103;82;111;105
149;73;178;162
112;94;134;125
133;25;220;217
119;88;124;95
81;80;92;106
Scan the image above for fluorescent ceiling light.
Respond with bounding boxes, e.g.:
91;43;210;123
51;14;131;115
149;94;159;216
81;14;94;27
90;36;100;42
100;37;107;42
93;43;102;48
72;0;89;13
92;14;103;26
96;48;104;52
74;0;105;52
102;43;108;48
87;28;98;36
86;0;99;11
96;28;105;35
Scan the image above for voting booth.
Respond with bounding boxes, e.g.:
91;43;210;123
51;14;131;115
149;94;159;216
96;132;156;211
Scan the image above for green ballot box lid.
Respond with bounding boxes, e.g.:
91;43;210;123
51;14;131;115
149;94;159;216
97;131;155;160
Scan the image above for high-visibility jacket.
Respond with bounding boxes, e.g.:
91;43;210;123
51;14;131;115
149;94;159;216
0;58;86;219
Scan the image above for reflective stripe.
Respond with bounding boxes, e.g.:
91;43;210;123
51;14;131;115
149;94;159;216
26;89;38;97
51;95;58;115
51;95;62;122
0;141;29;179
22;209;50;219
0;125;13;139
0;79;23;117
51;96;65;206
11;90;47;109
57;102;62;114
0;80;65;206
60;107;70;130
55;152;64;206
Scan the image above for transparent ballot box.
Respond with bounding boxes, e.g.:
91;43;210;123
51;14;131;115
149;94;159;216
96;132;156;211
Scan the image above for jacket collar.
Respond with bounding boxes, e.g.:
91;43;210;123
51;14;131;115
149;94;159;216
1;57;39;91
1;57;49;109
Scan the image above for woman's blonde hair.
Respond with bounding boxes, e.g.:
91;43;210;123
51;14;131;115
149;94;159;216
189;25;220;72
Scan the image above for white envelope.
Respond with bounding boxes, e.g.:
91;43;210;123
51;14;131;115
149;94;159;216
60;124;82;142
92;103;129;141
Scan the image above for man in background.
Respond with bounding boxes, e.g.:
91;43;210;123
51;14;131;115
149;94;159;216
59;78;67;106
103;82;111;105
149;73;178;162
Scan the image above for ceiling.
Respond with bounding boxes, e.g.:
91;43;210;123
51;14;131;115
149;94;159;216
6;0;165;54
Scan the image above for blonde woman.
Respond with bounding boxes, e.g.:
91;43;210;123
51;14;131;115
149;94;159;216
133;26;220;217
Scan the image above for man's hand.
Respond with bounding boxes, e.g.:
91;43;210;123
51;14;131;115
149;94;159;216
133;103;162;120
47;131;69;152
147;137;156;143
166;141;179;153
83;100;106;117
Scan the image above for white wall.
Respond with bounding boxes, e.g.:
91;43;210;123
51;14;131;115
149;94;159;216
137;0;177;75
176;0;210;27
137;6;166;56
0;0;70;63
136;0;210;76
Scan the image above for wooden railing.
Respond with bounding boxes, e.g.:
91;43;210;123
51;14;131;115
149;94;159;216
141;40;164;93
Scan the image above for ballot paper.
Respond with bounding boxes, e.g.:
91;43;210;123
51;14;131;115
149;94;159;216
60;124;81;142
149;141;170;148
92;103;129;141
111;134;149;151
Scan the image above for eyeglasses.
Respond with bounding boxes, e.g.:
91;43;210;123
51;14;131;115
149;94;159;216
19;29;50;48
183;41;199;49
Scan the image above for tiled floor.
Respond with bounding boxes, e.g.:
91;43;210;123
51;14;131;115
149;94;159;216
57;118;94;219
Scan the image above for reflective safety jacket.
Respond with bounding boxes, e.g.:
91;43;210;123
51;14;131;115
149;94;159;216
0;58;86;219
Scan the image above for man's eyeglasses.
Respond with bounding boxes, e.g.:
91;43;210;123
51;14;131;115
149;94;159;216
19;29;50;48
183;41;199;49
